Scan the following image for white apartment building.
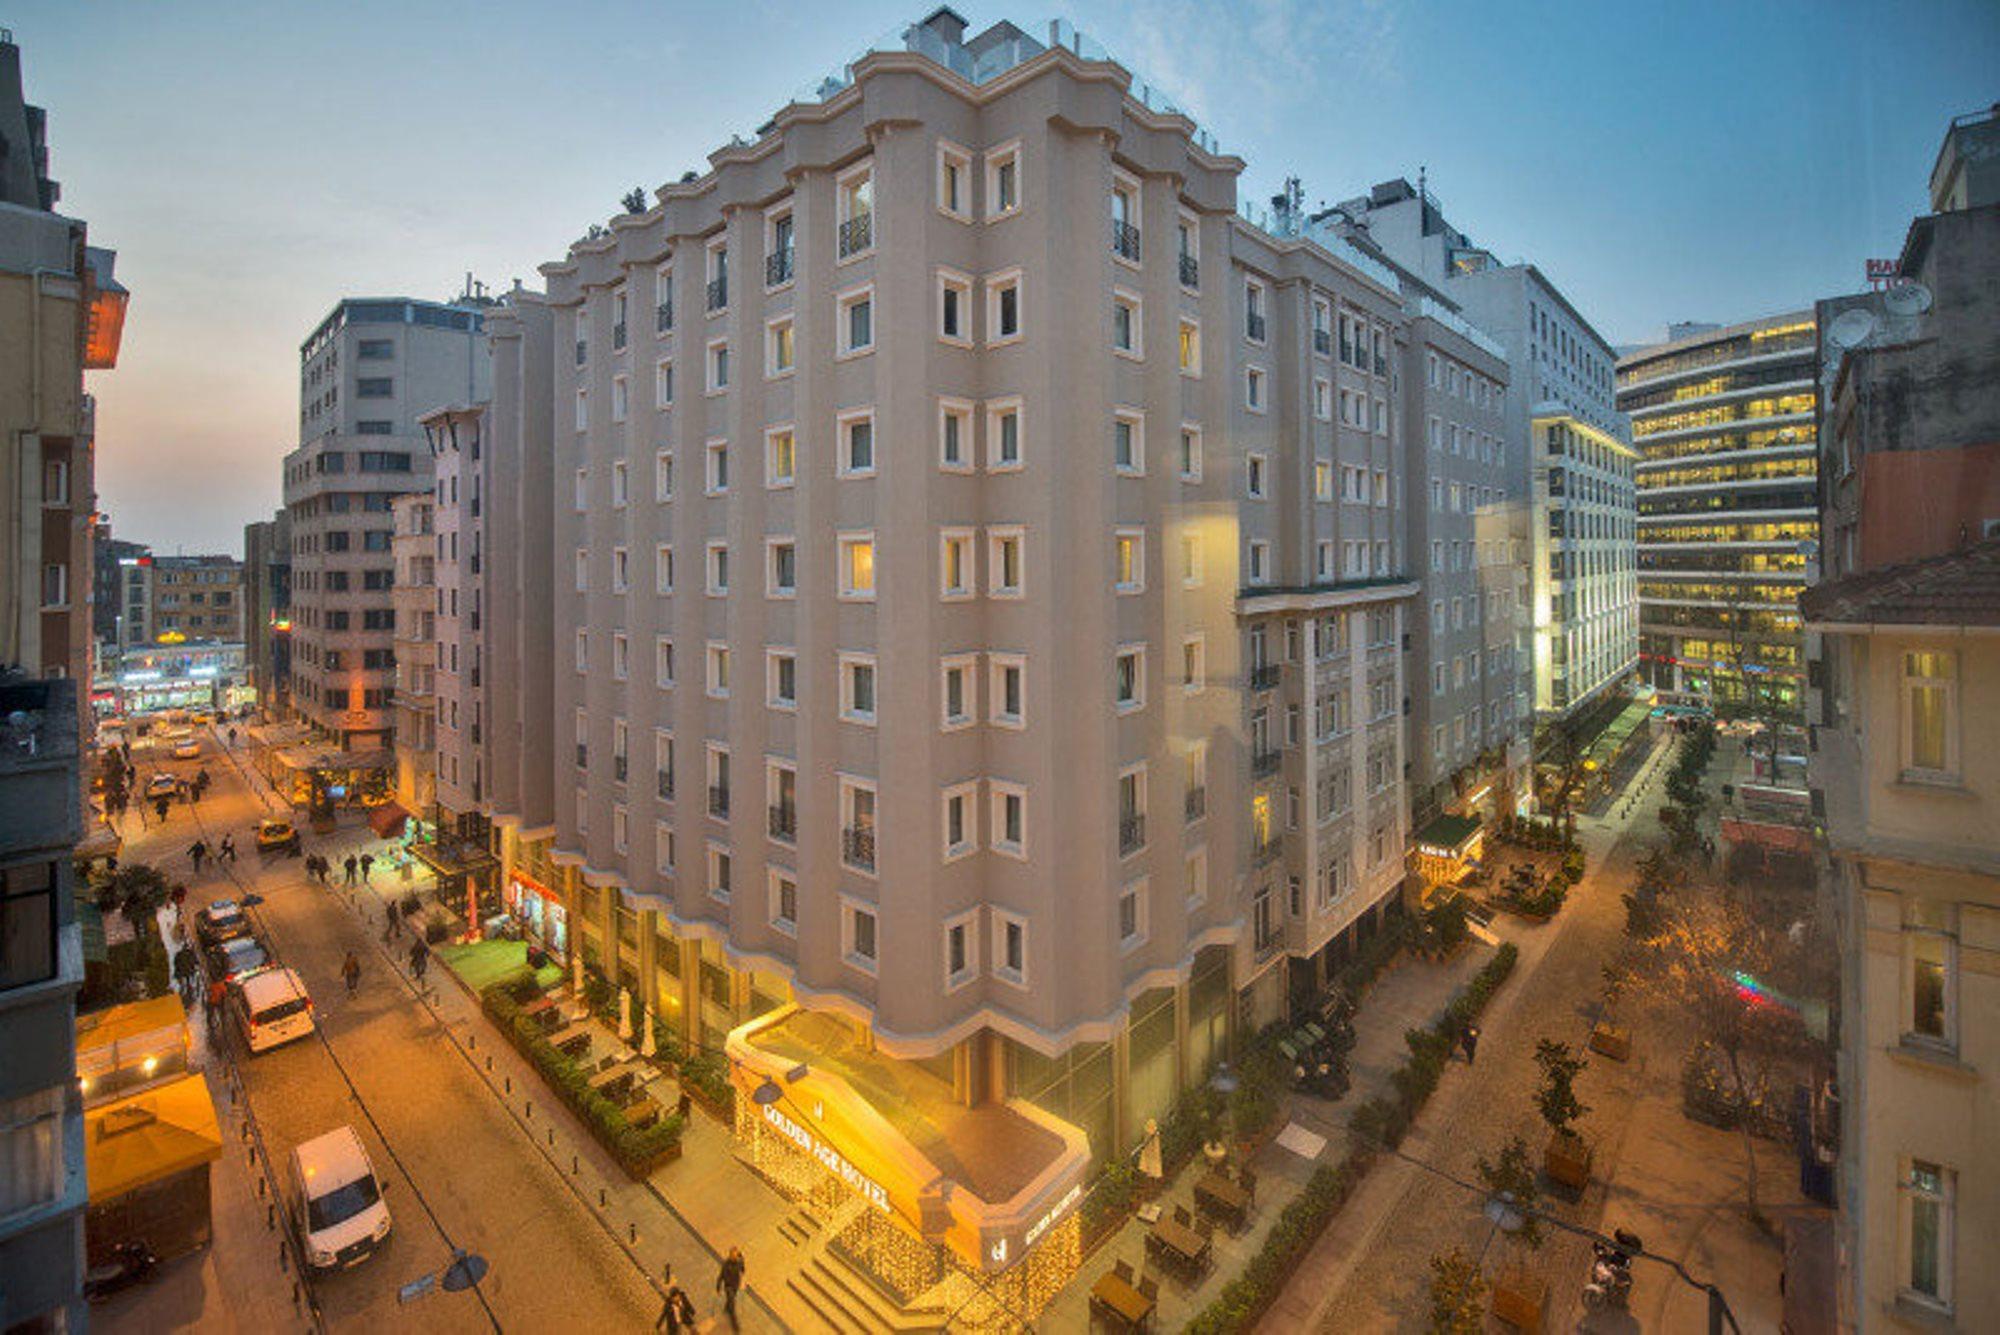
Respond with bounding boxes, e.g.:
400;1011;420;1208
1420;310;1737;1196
1529;409;1639;722
390;492;436;813
444;11;1473;1313
282;296;490;751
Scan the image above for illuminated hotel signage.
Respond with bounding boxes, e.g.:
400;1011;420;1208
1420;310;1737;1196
1023;1181;1083;1250
761;1103;891;1214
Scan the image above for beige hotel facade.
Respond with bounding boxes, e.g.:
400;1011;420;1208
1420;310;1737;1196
439;10;1538;1300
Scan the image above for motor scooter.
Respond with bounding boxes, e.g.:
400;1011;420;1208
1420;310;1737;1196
84;1240;159;1300
1581;1228;1644;1311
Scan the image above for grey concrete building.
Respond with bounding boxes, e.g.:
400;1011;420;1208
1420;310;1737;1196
0;673;88;1333
116;552;245;647
282;296;490;750
242;509;291;713
1527;409;1639;723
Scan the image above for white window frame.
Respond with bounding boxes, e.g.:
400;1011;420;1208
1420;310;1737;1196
985;267;1024;345
611;373;629;423
942;911;979;992
1118;876;1149;952
940;653;976;731
654;636;675;688
941;781;979;862
938;397;974;473
838;531;876;602
1244;364;1267;412
836;282;876;359
654;357;674;408
937;139;972;220
940;528;976;601
1111;287;1143;359
1114;643;1147;714
768;867;799;937
988;653;1026;729
983;141;1022;220
654;447;675;501
704;540;728;596
987;526;1025;599
937;268;973;347
1113;527;1146;595
986;397;1024;472
1246;453;1268;499
704;641;730;699
837;406;877;479
989;782;1028;861
765;314;795;379
839;652;878;725
766;537;797;600
704;337;729;395
655;543;675;595
765;424;796;489
766;648;797;712
1112;407;1145;477
1182;633;1206;693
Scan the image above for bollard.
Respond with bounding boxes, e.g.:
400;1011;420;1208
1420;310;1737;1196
599;1187;608;1209
468;1033;476;1050
278;1243;288;1274
267;1202;276;1229
525;1100;532;1120
628;1222;637;1246
572;1154;580;1175
486;1055;494;1072
257;1175;267;1198
547;1127;555;1147
504;1075;512;1095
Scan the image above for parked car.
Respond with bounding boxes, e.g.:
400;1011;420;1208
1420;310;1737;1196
290;1126;391;1269
195;899;250;947
255;819;300;854
172;737;202;760
206;935;270;984
233;967;314;1054
158;724;193;741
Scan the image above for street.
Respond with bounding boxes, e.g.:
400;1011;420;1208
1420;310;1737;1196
106;725;661;1332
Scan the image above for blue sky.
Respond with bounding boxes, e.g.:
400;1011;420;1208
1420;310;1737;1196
12;0;1996;552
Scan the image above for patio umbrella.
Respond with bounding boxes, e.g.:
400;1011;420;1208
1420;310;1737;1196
640;1006;657;1058
618;987;633;1042
572;950;585;996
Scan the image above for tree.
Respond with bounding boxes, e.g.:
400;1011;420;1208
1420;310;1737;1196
1612;891;1816;1230
1475;1136;1544;1248
620;186;648;215
1533;1039;1589;1140
102;863;170;934
1427;1248;1488;1334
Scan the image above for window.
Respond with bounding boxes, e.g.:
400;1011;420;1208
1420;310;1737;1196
612;804;630;853
1176;533;1204;588
989;654;1025;727
1244;280;1268;343
1246;540;1270;584
1113;410;1144;476
1901;650;1957;781
925;655;973;734
766;649;798;711
611;374;629;422
943;914;977;989
766;426;795;488
1313;377;1332;421
1903;899;1957;1049
574;630;589;673
1114;528;1145;593
769;870;798;935
984;142;1021;219
708;845;732;903
356;377;393;398
839;409;876;477
765;209;795;288
705;541;728;596
574;548;590;593
705;338;729;393
655;358;674;407
1182;634;1206;692
987;399;1023;470
704;438;730;497
990;784;1027;859
706;745;730;818
837;285;875;356
0;862;58;989
1176;424;1203;482
41;457;68;505
766;316;795;377
942;783;978;860
988;528;1024;597
1177;317;1201;376
937;140;971;219
986;269;1023;343
1315;461;1334;502
938;270;972;345
1901;1159;1954;1310
839;533;876;600
940;529;975;599
610;548;630;593
1115;645;1146;712
841;780;878;874
837;164;874;260
1118;765;1147;856
840;653;877;724
1112;289;1142;357
1245;365;1267;411
1118;879;1148;950
654;448;675;501
1246;454;1267;499
767;539;797;598
574;388;589;432
938;398;973;471
655;730;676;799
655;544;675;595
705;642;730;698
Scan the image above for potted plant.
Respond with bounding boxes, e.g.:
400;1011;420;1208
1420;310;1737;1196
1535;1040;1592;1191
1477;1137;1547;1330
1427;1247;1488;1334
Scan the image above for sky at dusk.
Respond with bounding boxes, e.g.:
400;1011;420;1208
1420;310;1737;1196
11;0;1997;554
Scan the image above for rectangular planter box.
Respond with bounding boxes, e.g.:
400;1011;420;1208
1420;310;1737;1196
1544;1131;1592;1191
1589;1023;1631;1062
1491;1267;1547;1331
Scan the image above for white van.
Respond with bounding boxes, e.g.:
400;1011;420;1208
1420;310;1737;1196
290;1127;393;1270
232;968;314;1053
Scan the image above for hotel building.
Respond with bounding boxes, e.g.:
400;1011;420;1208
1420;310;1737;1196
281;295;490;752
1617;314;1818;716
391;492;438;814
450;11;1432;1315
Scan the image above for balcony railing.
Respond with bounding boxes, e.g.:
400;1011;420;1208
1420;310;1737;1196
1254;836;1284;866
1313;328;1331;356
575;340;587;366
838;212;873;259
1251;748;1283;778
657;771;675;801
1118;814;1146;856
1246;312;1267;342
765;248;795;287
705;277;727;312
656;299;674;333
708;785;730;818
1112;220;1142;262
1185;787;1207;822
842;825;876;871
768;804;796;841
1178;252;1199;288
612;321;627;351
1250;663;1281;691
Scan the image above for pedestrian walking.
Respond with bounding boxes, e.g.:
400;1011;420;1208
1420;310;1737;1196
225;726;237;747
219;834;237;863
1461;1024;1481;1066
172;945;199;1001
715;1246;745;1326
205;977;226;1030
343;854;358;885
384;899;401;941
341;951;362;995
655;1267;696;1334
188;840;209;873
409;937;429;982
154;795;171;824
359;852;374;881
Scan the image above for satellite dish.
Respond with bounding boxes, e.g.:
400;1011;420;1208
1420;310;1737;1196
1827;308;1878;349
1884;282;1933;317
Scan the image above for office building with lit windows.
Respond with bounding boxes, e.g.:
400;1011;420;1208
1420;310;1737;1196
453;11;1432;1320
1528;409;1638;721
1617;313;1818;716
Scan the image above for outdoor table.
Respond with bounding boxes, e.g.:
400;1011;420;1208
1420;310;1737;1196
1195;1171;1250;1227
621;1092;661;1128
520;995;562;1028
549;1021;595;1056
1147;1215;1210;1272
1089;1270;1153;1330
588;1060;643;1097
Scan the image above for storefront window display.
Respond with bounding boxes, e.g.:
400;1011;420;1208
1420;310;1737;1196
503;871;568;959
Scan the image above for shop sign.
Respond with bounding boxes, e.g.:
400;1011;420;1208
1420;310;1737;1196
1023;1181;1083;1250
760;1103;890;1213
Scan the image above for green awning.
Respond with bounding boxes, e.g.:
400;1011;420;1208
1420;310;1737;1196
1416;813;1483;854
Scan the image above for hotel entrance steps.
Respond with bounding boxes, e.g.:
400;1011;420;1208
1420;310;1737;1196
777;1202;823;1248
784;1200;949;1334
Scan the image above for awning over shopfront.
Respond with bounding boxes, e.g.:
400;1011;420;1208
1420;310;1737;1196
84;1074;222;1203
369;802;411;839
1414;812;1486;888
412;826;499;879
727;1006;1091;1275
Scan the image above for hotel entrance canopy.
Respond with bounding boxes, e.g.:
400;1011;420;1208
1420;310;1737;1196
727;1007;1091;1273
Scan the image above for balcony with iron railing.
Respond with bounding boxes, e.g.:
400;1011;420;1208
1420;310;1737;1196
708;784;730;818
842;824;876;871
768;804;796;842
1178;252;1199;288
765;248;795;288
656;298;674;333
1246;311;1266;342
838;212;873;259
1254;835;1284;866
1112;220;1141;262
1185;787;1207;822
1250;663;1281;691
574;339;587;366
1118;813;1146;856
705;277;728;312
1251;748;1283;778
